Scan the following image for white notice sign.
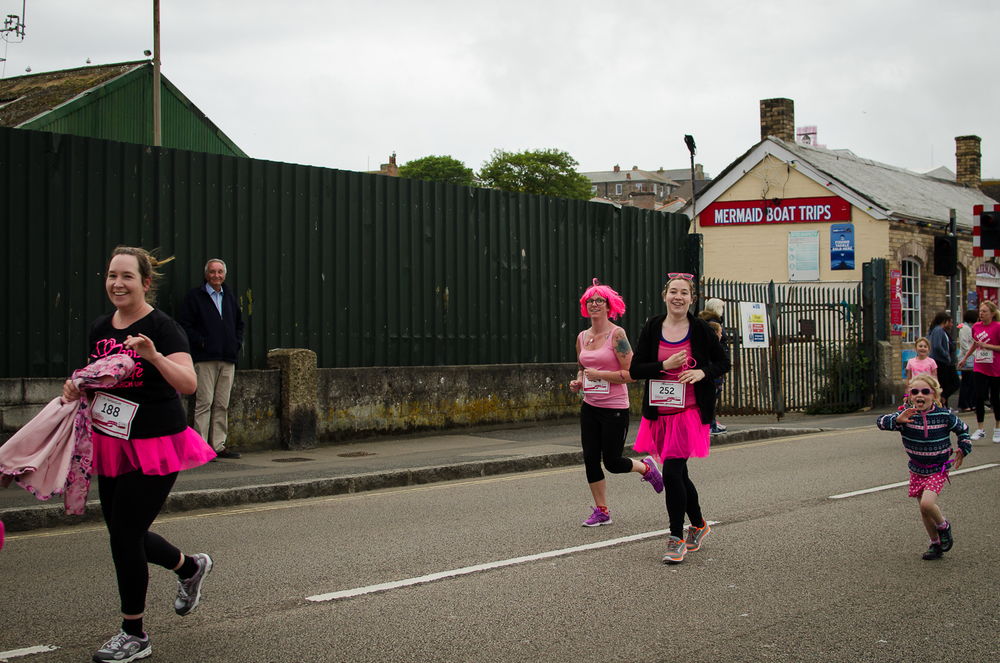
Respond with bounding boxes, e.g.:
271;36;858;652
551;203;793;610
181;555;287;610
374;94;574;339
788;230;820;281
739;302;770;349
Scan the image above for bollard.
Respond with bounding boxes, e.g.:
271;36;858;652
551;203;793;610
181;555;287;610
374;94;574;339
266;349;318;450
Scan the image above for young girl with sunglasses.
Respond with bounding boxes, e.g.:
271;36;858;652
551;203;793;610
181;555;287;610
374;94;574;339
876;374;971;560
628;274;729;563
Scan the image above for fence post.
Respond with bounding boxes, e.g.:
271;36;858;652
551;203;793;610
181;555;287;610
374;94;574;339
767;280;784;420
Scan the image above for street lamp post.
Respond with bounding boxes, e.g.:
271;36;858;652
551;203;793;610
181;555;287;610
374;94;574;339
685;135;697;230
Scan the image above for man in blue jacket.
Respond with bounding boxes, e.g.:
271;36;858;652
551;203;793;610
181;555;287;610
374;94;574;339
179;259;245;459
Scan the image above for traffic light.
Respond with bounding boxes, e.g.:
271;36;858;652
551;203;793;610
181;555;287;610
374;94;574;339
934;235;957;276
982;210;1000;251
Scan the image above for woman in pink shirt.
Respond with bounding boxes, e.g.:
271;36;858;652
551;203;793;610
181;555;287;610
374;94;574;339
569;279;663;527
958;299;1000;442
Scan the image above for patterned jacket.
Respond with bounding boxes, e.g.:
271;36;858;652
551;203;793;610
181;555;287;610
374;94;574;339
876;406;971;475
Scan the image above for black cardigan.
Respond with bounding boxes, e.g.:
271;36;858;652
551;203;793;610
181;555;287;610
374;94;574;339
177;282;245;364
630;312;731;424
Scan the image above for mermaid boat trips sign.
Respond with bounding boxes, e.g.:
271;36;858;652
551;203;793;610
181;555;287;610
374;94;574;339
701;196;851;226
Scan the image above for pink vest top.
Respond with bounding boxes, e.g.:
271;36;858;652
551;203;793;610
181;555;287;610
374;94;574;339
578;328;629;409
657;333;697;414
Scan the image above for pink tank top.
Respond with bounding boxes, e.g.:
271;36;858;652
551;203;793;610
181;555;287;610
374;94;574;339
578;327;629;409
656;333;697;415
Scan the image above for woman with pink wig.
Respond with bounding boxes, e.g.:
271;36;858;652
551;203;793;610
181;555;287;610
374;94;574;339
570;279;664;528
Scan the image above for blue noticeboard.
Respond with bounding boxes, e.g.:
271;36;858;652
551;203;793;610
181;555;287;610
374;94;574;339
831;223;855;271
901;349;916;379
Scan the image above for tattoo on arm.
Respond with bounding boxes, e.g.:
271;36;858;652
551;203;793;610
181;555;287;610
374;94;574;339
614;335;631;357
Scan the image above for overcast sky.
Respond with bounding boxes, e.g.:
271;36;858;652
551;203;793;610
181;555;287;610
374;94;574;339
2;0;998;182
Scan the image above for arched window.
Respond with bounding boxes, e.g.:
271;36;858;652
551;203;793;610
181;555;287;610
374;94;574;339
900;259;921;343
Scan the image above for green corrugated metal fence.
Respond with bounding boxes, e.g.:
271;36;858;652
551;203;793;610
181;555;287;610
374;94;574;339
0;126;691;378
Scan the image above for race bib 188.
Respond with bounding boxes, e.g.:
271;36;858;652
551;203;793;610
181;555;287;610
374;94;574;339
91;392;140;440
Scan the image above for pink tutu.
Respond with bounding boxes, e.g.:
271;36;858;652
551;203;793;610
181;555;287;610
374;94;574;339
633;407;710;462
92;427;216;477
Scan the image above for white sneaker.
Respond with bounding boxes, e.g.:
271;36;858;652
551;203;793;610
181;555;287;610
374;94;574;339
971;429;986;440
993;430;1000;444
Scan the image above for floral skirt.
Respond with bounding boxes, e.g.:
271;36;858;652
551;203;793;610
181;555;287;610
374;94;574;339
92;427;216;477
633;407;710;462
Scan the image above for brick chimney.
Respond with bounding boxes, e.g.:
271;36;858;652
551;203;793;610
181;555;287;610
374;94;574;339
614;164;620;173
956;135;981;188
760;98;795;143
379;152;399;177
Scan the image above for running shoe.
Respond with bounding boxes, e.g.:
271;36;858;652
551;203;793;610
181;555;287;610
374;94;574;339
714;421;727;432
92;630;151;663
582;507;611;527
922;543;944;560
662;536;686;564
971;429;986;440
939;522;953;552
640;456;664;494
710;423;723;435
174;553;213;616
993;430;1000;444
685;520;711;552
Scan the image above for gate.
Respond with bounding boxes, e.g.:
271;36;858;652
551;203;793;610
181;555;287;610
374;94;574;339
703;267;880;418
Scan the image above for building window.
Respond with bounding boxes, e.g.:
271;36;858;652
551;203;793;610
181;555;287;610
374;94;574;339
591;185;597;194
615;184;622;195
900;259;921;343
636;183;642;192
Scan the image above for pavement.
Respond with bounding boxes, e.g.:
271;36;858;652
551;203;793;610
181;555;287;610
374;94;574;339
0;406;910;532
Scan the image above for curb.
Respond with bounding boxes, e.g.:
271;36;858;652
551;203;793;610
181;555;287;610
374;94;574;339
0;426;821;533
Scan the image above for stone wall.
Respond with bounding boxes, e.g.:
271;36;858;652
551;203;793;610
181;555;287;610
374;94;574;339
1;360;584;450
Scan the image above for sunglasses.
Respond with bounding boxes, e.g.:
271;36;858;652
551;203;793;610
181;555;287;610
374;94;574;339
586;297;607;305
667;273;694;282
909;388;933;396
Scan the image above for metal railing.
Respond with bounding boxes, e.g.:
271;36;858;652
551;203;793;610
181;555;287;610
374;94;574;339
703;279;867;417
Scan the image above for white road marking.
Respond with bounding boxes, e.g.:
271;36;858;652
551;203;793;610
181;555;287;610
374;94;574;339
829;463;999;499
0;645;60;662
307;521;722;602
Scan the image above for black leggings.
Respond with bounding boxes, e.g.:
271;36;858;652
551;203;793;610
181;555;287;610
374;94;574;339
98;471;181;615
580;402;632;484
661;458;703;539
973;372;1000;424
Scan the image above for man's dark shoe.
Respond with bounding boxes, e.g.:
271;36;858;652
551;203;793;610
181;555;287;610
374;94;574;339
215;449;242;459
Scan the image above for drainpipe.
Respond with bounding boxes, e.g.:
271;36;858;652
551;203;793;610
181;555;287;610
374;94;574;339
153;0;161;147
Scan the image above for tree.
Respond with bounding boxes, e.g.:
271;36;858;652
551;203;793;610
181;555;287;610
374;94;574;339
478;148;594;200
398;155;475;187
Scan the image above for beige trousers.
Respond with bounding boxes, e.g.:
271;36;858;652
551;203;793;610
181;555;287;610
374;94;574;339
193;361;235;452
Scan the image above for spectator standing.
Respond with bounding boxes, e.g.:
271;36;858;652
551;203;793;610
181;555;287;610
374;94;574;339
699;298;729;434
956;309;978;412
178;259;244;460
927;312;957;407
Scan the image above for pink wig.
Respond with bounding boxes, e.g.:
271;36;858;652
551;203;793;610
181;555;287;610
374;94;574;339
579;278;626;320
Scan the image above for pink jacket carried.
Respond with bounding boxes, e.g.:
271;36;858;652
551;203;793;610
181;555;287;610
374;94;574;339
0;355;135;515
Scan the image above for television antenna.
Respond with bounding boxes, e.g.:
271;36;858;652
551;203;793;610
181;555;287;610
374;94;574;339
2;0;26;41
1;1;27;77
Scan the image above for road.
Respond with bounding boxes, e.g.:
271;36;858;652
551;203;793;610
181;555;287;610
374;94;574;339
2;426;999;662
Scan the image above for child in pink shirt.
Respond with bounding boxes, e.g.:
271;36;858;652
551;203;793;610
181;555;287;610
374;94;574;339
906;337;938;380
